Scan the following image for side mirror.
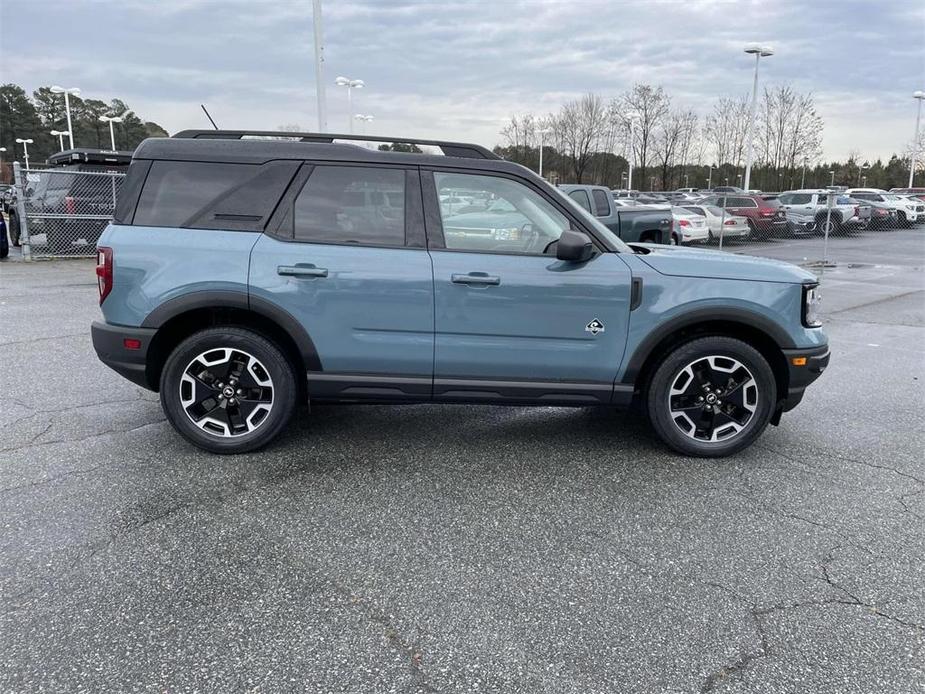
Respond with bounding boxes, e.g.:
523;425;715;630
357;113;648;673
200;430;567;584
556;230;594;262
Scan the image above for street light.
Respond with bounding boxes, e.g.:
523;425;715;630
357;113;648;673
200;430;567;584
0;147;6;180
538;127;551;178
15;138;33;169
50;86;81;149
707;164;714;189
857;161;870;187
908;91;925;188
50;129;70;152
353;113;374;135
625;117;638;190
829;170;835;186
742;44;773;192
99;115;124;150
801;157;808;188
335;76;364;133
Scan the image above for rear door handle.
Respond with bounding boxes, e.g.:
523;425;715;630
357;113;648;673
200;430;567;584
451;273;501;286
278;265;328;278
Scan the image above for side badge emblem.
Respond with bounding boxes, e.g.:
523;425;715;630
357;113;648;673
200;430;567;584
585;318;605;335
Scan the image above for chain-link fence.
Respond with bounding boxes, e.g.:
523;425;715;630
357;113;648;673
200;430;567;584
12;162;124;259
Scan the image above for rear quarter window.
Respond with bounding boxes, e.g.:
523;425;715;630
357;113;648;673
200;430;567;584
591;189;611;217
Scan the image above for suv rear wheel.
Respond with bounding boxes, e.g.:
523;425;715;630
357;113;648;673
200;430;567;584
160;327;297;453
646;336;776;457
9;212;21;247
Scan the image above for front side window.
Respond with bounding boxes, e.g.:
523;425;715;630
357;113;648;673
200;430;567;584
568;189;593;213
788;194;812;204
293;166;406;246
434;172;570;254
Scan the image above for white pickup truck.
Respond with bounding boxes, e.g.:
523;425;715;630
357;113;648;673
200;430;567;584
777;189;871;234
845;189;923;226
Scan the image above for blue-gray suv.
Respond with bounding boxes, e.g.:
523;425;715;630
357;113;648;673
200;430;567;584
91;131;829;457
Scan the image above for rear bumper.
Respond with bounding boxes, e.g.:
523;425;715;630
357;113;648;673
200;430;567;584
780;344;830;411
91;320;157;390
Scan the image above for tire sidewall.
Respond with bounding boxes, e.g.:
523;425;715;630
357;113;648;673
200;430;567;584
647;336;777;457
160;327;297;454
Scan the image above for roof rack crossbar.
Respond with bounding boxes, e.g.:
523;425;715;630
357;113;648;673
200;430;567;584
171;130;500;160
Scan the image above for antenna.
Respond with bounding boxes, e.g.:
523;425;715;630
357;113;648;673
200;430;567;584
200;104;219;130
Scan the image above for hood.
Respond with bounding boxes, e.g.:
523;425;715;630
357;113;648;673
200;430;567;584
630;244;817;284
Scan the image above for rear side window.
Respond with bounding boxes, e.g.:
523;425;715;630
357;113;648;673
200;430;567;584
568;189;592;213
787;194;813;204
134;162;257;228
591;189;611;217
292;166;405;246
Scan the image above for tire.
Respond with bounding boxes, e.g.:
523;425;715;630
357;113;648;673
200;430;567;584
645;336;777;457
670;232;679;246
897;211;908;228
746;219;758;241
159;327;297;454
9;212;21;247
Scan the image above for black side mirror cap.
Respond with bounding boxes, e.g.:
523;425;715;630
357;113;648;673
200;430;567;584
556;230;594;262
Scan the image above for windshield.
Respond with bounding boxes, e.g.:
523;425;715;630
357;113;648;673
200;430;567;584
552;187;632;252
882;194;900;201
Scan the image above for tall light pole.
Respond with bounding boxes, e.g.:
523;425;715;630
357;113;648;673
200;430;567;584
50;130;69;152
801;157;808;188
335;76;364;133
538;127;551;178
908;91;925;188
353;114;374;135
0;147;6;181
741;44;773;193
626;118;637;190
707;164;714;189
312;0;327;132
857;161;870;187
15;138;33;170
99;115;124;150
50;86;80;149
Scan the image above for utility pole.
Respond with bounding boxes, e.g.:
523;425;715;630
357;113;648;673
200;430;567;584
312;0;327;132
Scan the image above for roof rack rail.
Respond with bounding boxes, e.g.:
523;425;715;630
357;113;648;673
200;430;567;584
171;130;501;160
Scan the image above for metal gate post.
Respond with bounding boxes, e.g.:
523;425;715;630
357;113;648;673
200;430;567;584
12;162;32;261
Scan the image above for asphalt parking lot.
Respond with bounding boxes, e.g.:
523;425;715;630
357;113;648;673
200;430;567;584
1;229;923;693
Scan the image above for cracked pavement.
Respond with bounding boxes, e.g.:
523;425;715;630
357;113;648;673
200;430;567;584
1;230;923;693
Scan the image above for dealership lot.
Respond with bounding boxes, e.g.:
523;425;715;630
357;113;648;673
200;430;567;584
1;231;923;692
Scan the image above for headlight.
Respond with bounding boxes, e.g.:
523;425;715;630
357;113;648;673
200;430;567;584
803;284;822;327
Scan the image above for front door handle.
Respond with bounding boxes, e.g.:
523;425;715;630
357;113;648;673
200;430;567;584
278;265;328;278
451;273;501;286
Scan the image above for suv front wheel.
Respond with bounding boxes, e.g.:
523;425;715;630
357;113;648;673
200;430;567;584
646;336;776;457
160;327;297;453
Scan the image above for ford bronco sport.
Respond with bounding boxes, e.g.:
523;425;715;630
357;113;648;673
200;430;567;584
91;131;829;457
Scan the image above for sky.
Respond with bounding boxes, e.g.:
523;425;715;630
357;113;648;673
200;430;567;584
2;0;924;162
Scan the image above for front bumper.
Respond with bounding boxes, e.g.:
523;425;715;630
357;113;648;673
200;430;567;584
780;344;830;412
91;320;157;390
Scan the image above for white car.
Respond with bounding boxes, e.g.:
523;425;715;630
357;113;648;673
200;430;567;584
680;204;750;242
671;206;709;244
844;188;922;225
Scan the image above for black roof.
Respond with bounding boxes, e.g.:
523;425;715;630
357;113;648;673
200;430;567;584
133;130;524;175
47;148;134;167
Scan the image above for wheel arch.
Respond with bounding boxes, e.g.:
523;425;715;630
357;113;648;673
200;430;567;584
142;291;319;399
623;312;792;405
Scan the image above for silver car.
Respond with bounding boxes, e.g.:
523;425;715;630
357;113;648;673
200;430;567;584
680;204;750;242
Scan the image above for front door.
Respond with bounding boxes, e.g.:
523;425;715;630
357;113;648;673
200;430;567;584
249;164;434;400
424;170;632;404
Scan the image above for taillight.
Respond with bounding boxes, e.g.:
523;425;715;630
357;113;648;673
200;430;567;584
65;196;77;214
96;247;113;304
724;219;736;225
679;219;690;227
760;209;774;217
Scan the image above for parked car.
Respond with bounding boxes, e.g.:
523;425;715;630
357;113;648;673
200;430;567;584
777;190;871;234
674;188;700;194
680;204;751;242
0;183;15;213
862;199;899;229
702;193;787;240
92;130;829;458
889;187;925;196
711;186;745;194
670;206;709;245
7;148;132;251
844;189;922;226
559;184;673;243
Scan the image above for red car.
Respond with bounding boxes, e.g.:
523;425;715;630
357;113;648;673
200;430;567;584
703;194;788;240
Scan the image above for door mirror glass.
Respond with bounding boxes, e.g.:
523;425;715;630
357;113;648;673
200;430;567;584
556;230;594;262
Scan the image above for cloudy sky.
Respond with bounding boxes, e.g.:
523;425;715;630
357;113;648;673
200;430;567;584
2;0;924;161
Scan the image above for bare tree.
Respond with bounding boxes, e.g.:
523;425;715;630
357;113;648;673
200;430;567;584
703;96;750;169
617;84;669;187
556;93;608;183
653;109;698;189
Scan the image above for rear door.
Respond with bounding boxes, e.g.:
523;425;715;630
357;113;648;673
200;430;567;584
424;169;632;404
249;164;434;400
